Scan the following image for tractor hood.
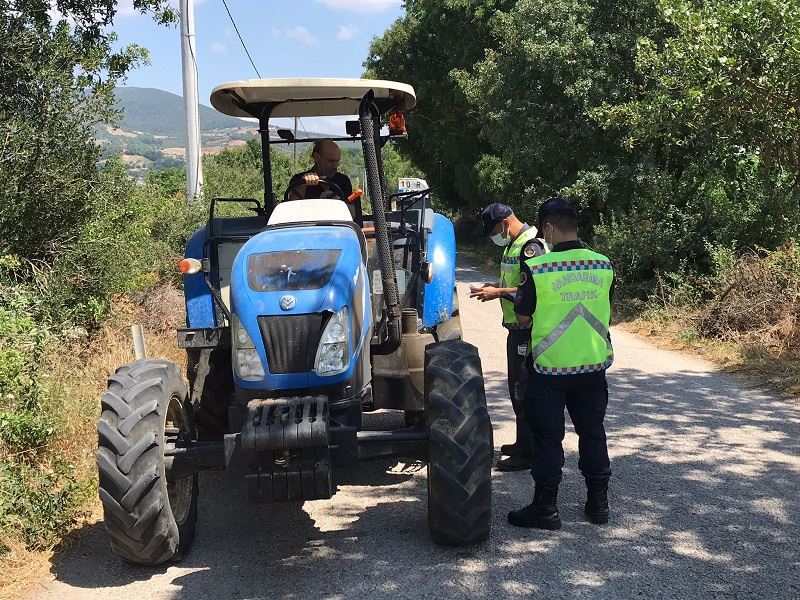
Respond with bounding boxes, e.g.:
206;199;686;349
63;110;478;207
229;224;369;390
231;225;363;315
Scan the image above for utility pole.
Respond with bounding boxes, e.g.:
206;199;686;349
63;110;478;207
292;116;298;169
180;0;203;201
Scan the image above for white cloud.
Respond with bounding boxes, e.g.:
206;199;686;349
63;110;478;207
337;25;360;41
117;0;137;16
316;0;401;12
210;41;228;55
284;26;320;47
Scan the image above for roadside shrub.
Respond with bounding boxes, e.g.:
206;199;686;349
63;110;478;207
0;460;81;551
699;244;800;352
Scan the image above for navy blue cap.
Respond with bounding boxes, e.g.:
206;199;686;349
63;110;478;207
480;203;513;236
537;197;577;229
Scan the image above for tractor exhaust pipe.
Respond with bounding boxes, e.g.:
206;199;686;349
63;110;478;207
359;91;401;355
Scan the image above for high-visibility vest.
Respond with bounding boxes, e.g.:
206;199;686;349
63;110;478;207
523;248;614;374
499;227;540;328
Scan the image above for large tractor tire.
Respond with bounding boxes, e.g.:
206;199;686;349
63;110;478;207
97;359;199;565
425;340;492;545
187;348;233;441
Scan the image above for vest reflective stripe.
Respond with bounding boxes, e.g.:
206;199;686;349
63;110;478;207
530;304;613;366
525;248;614;375
499;227;539;326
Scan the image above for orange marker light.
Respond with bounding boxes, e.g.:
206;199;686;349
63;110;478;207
178;258;202;275
389;112;407;135
348;188;364;203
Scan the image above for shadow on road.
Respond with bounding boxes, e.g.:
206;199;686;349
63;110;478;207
42;365;799;599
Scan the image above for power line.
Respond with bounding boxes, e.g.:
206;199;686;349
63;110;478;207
298;117;309;137
221;0;262;78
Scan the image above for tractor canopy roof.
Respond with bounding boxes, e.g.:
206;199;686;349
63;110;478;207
210;78;416;119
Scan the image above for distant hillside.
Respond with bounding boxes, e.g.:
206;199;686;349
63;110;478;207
113;87;246;137
97;86;351;178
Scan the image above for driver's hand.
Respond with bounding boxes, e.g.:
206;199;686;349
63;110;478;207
302;173;320;186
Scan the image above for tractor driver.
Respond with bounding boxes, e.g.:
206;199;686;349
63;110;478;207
285;139;362;225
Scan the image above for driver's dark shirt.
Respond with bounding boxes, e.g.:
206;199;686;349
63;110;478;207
286;170;361;224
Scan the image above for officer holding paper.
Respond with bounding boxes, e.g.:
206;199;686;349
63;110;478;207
470;203;545;471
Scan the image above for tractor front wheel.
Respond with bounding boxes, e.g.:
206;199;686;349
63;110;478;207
96;359;199;565
425;340;492;545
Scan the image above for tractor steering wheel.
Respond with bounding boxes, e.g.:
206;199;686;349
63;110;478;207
284;178;347;202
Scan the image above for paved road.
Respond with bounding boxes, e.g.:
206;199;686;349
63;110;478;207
30;264;799;599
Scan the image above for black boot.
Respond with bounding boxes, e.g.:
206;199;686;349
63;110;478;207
507;484;561;530
500;443;518;456
496;454;531;472
584;478;609;524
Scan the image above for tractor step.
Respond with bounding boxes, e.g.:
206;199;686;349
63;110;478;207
240;396;333;502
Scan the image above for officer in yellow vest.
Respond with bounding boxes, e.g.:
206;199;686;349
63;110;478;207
508;197;613;530
471;203;545;471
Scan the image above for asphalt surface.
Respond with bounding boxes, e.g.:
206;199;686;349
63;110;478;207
30;263;800;599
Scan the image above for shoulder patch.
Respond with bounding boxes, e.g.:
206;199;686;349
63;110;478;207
519;270;528;286
523;243;538;258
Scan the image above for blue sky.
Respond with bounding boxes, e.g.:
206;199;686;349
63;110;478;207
111;0;404;130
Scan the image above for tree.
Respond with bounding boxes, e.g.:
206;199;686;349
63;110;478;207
366;1;515;210
0;1;174;259
600;0;800;181
591;0;800;281
458;0;668;224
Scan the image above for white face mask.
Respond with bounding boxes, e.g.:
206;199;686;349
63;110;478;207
490;223;511;247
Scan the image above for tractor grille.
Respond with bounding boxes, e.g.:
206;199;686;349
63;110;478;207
258;314;327;374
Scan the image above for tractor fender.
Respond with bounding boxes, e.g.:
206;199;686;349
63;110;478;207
422;213;456;328
184;227;215;328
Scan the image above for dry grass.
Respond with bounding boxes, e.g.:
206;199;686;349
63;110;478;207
0;283;187;599
0;539;53;600
620;309;800;397
46;287;187;489
618;245;800;397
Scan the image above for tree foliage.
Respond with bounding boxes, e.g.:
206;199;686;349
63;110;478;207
0;0;173;258
368;0;800;288
365;1;514;208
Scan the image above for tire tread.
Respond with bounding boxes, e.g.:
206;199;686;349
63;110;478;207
426;340;492;546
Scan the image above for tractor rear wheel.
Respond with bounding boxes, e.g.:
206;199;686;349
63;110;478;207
425;340;492;545
97;359;199;565
187;348;233;440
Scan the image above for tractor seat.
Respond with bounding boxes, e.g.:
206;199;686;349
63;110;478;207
268;199;354;225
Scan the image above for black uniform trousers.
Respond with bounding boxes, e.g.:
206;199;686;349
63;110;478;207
506;327;533;457
525;367;612;485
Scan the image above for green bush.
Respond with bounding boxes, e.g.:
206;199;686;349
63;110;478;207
0;411;55;456
0;460;82;550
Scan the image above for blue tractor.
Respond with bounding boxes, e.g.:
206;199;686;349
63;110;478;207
96;79;492;565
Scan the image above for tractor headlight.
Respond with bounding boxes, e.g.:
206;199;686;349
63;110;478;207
314;308;350;376
232;314;265;381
